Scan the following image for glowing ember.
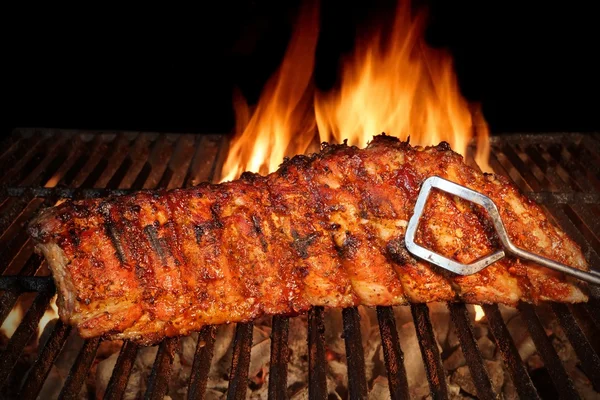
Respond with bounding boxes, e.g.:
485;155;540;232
0;301;24;339
474;305;485;322
219;0;491;182
37;294;59;340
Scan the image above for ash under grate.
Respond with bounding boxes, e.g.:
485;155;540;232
0;129;598;399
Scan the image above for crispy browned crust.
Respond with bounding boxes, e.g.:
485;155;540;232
28;134;590;345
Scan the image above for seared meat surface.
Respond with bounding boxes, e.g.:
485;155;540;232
28;135;590;344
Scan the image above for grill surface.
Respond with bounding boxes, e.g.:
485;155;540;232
0;129;599;399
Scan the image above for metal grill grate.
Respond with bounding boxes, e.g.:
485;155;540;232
0;129;599;399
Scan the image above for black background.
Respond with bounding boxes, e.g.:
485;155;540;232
4;1;600;137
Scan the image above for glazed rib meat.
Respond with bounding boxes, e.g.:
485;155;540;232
28;134;591;344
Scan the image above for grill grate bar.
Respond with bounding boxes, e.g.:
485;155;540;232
2;136;70;189
79;135;129;189
188;325;217;400
103;341;139;400
0;290;21;330
342;307;368;399
0;251;43;328
131;134;169;189
19;320;72;400
518;302;581;399
268;316;290;400
308;306;327;400
376;306;410;400
546;143;599;192
501;143;543;191
410;303;449;400
522;144;570;191
482;304;540;399
144;337;179;400
571;304;600;352
227;322;253;400
488;150;533;192
143;135;178;189
0;133;32;168
164;135;198;190
0;136;54;186
58;337;101;400
447;303;496;400
544;204;600;268
551;303;600;391
0;289;55;389
585;297;600;330
0;196;34;237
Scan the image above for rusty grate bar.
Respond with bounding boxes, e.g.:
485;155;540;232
447;303;496;400
308;306;327;400
103;341;139;400
410;303;449;399
19;320;72;400
342;307;368;399
0;289;55;389
551;303;600;391
376;306;410;400
188;325;217;400
482;304;540;399
268;315;290;400
144;337;179;400
518;302;580;399
58;337;101;400
227;322;253;400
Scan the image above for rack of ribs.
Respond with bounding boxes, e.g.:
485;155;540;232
28;134;591;345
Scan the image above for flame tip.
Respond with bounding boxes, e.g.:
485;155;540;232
219;0;491;182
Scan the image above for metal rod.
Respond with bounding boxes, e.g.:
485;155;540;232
308;307;327;400
518;302;581;399
58;338;101;400
376;306;410;400
227;322;253;400
0;289;55;389
187;325;217;400
103;341;139;400
342;307;368;400
482;304;540;399
144;337;179;400
19;320;72;400
551;303;600;392
410;304;449;400
447;303;497;400
268;316;290;400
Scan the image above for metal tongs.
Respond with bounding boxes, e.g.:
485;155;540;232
405;176;600;286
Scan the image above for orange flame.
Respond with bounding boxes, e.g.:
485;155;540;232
219;0;490;182
315;0;490;170
219;0;320;182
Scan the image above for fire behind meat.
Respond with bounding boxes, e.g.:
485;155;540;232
27;134;590;345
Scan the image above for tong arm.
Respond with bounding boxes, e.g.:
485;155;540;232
405;176;600;286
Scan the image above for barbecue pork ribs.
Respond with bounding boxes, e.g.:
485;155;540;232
28;134;591;344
